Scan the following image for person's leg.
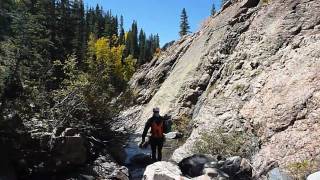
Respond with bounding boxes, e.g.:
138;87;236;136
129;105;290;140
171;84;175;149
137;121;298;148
150;138;157;162
157;138;164;161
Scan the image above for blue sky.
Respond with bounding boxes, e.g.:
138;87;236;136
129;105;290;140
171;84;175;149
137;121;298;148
84;0;222;46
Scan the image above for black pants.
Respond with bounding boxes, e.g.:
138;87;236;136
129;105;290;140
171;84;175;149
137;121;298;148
150;137;164;162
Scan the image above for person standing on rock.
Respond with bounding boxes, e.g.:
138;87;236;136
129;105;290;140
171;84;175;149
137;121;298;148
140;107;165;162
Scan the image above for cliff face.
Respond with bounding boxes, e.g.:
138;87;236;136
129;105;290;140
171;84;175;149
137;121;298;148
120;0;320;176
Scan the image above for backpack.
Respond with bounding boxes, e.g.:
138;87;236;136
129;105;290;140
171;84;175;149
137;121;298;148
151;120;164;138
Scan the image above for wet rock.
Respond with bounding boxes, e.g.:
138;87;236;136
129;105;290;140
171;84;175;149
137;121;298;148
50;128;87;166
79;174;95;180
218;156;252;180
130;153;153;166
179;154;214;178
110;166;129;180
307;171;320;180
201;168;229;179
178;155;252;179
165;132;183;139
143;161;184;180
267;168;292;180
91;159;129;180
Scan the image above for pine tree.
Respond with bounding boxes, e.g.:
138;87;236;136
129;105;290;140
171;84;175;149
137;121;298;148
124;21;138;59
56;0;76;60
111;15;118;37
72;0;86;62
0;0;14;40
119;15;125;45
95;5;105;37
130;21;139;58
138;29;146;65
179;8;190;37
211;2;216;16
104;10;112;38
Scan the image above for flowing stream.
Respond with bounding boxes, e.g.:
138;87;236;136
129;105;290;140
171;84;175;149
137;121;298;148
122;134;181;179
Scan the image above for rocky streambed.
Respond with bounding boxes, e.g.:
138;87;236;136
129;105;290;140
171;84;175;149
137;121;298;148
0;122;130;180
122;132;184;180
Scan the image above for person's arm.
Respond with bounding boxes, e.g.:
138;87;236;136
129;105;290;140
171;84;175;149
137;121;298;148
142;118;152;142
162;117;166;135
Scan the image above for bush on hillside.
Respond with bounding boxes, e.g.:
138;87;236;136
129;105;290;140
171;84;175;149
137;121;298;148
192;128;257;158
287;159;319;180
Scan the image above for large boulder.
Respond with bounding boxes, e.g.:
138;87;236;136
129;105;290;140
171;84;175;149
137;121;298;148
178;155;252;179
267;168;292;180
192;168;229;180
143;161;185;180
165;132;184;139
50;128;87;166
218;156;252;179
307;172;320;180
179;154;214;178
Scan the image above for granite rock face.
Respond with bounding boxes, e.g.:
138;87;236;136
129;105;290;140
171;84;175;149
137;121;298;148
119;0;320;178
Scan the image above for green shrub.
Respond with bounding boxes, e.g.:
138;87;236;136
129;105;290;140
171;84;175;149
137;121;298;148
233;84;247;94
192;128;257;158
262;0;270;5
287;159;318;180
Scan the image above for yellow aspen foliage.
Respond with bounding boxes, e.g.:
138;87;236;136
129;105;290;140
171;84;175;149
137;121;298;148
95;37;111;64
87;35;136;82
111;34;119;46
155;48;161;58
123;55;137;81
111;44;125;78
87;33;97;57
125;32;129;40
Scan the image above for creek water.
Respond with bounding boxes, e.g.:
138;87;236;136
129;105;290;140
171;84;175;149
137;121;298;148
123;134;181;180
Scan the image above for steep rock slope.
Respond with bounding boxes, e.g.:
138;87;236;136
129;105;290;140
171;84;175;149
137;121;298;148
120;0;320;177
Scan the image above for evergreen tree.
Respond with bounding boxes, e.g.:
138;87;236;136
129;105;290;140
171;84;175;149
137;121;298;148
0;0;14;40
138;29;146;65
104;10;112;38
124;21;138;59
130;21;139;58
72;0;86;61
0;1;161;140
111;15;118;37
56;0;75;59
119;15;125;45
179;8;190;37
155;34;160;49
211;2;216;16
95;5;105;37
